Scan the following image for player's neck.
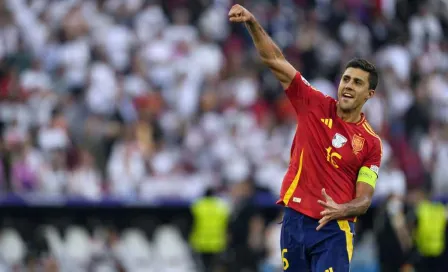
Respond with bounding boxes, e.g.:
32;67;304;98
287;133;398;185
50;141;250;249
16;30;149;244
336;105;362;123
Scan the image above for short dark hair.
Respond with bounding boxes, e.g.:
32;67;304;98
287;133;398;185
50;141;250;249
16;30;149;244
345;58;378;90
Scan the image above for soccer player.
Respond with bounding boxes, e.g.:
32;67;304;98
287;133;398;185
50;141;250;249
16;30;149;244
229;4;383;272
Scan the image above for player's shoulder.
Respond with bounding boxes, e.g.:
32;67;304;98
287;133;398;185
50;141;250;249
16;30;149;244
296;72;336;100
359;121;381;143
358;120;383;155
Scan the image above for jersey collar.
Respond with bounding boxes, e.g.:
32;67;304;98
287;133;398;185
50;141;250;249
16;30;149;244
355;113;366;126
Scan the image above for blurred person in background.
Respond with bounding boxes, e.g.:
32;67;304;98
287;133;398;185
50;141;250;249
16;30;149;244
260;211;283;272
189;187;230;272
107;125;146;198
419;123;448;197
374;141;406;203
408;189;447;272
38;147;67;197
404;79;432;149
8;131;40;194
372;140;411;271
10;146;38;194
227;180;264;272
373;194;413;272
37;108;70;153
68;148;102;200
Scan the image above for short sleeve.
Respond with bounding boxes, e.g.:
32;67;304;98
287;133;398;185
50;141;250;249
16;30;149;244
362;137;383;177
285;72;329;116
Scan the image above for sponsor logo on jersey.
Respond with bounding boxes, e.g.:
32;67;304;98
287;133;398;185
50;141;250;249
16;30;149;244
370;165;379;175
332;133;347;148
320;118;333;129
352;134;365;154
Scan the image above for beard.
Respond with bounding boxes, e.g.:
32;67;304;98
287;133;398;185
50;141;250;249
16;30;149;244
338;98;361;112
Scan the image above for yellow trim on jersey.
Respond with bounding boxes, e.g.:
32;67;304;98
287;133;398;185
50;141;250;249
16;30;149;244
362;123;376;137
362;123;383;156
283;149;304;205
357;166;378;188
337;220;354;262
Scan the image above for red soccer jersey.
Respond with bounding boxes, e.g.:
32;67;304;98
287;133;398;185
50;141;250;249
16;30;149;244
277;72;383;220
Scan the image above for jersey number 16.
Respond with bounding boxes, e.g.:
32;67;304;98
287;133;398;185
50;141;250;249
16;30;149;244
325;146;342;169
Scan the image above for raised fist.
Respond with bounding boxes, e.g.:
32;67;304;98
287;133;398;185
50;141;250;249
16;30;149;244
228;4;254;23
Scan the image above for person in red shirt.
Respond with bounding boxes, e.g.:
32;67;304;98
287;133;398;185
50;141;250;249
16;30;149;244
229;5;382;272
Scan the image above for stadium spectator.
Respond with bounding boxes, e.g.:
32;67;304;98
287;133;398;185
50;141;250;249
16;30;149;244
189;188;230;272
373;194;413;272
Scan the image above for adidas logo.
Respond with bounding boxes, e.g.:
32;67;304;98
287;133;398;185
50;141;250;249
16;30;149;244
325;268;334;272
321;118;333;129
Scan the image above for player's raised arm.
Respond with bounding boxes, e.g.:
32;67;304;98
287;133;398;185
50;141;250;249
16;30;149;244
228;4;297;90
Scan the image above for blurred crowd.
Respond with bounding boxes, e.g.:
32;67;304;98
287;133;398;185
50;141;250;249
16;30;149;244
0;0;447;202
0;0;297;203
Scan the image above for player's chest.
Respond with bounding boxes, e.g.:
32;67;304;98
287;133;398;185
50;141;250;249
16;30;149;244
304;112;366;171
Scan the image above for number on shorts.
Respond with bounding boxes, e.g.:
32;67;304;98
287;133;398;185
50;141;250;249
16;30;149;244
282;249;289;270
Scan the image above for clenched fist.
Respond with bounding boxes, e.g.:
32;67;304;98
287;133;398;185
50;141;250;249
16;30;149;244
228;4;254;23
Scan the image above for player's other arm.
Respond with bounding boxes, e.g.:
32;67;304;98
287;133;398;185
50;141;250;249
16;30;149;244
342;181;374;217
316;179;375;231
228;5;296;90
317;183;374;230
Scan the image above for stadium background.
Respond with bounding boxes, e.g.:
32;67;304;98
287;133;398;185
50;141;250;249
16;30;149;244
0;0;447;271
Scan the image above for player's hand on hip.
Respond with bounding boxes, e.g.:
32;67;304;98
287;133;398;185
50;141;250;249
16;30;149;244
316;188;345;231
228;4;254;23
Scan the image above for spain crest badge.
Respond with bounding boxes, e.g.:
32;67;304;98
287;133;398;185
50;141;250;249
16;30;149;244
352;134;365;154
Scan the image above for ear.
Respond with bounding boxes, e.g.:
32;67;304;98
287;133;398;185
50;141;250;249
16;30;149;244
366;89;375;101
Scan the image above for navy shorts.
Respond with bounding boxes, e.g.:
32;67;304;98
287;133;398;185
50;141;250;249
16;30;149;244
280;207;355;272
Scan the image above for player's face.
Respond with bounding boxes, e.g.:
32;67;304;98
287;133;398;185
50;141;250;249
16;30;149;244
337;68;374;112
